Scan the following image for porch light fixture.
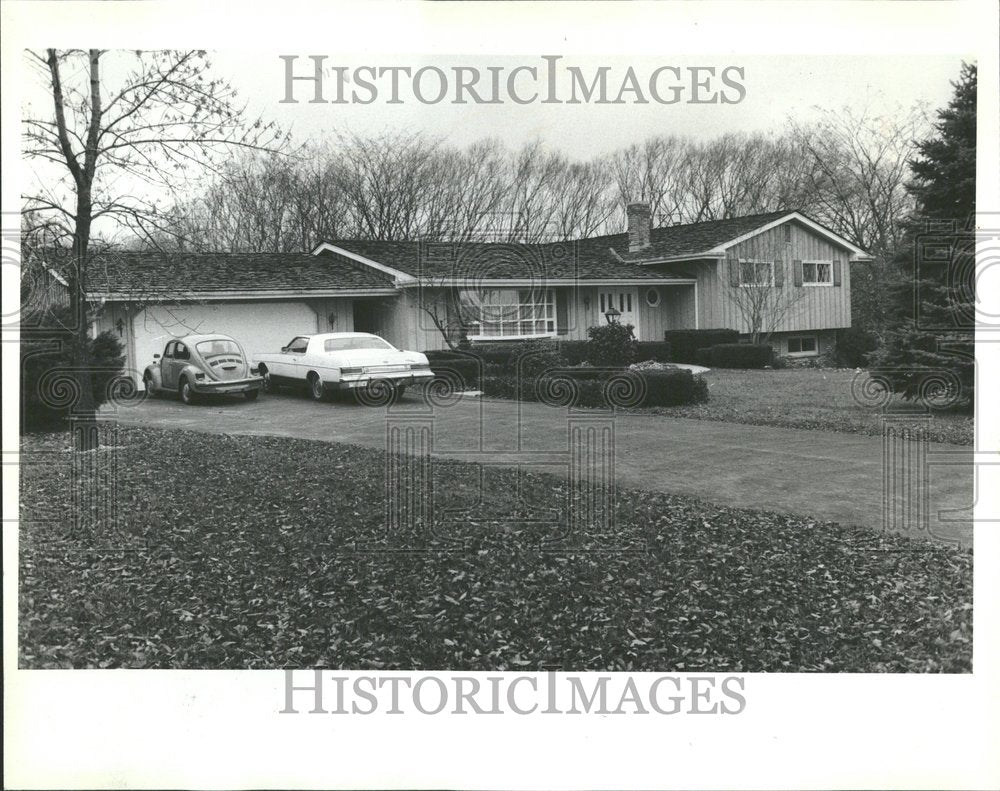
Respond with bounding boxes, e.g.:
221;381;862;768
604;306;621;324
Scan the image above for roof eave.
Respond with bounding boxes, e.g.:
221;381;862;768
312;242;418;285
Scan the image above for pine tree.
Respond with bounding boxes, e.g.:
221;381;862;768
868;63;976;410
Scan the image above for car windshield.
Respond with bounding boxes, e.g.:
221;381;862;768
196;339;242;357
324;337;395;352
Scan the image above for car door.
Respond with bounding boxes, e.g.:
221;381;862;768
160;342;177;389
280;336;310;381
165;341;191;390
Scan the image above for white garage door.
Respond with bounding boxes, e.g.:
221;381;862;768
133;301;318;387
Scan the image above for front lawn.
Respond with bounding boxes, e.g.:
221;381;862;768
638;368;974;445
20;427;972;670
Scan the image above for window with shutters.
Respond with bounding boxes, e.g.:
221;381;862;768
738;259;774;287
802;260;833;286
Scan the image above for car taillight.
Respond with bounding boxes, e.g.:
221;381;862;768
194;372;206;380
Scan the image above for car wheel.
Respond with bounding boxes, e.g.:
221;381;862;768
308;372;326;401
143;373;157;398
260;366;279;393
179;378;197;405
244;389;260;401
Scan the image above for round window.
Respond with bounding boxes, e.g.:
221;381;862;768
645;288;661;307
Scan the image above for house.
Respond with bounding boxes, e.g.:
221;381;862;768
84;205;870;385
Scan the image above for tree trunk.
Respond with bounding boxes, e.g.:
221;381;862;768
70;187;98;452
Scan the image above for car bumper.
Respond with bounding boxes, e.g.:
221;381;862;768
191;376;264;394
334;371;435;390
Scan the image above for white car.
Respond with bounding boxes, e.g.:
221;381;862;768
254;332;435;402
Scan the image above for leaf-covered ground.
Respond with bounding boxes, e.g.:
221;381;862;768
629;369;973;445
19;427;972;670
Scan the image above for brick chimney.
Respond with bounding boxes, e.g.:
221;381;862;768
627;202;651;252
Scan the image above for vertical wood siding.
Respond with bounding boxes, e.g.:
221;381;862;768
721;223;853;332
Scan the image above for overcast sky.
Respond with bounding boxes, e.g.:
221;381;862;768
211;51;968;157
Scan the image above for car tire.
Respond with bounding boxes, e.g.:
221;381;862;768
308;372;326;401
244;389;260;401
260;366;279;394
179;378;197;405
143;373;157;398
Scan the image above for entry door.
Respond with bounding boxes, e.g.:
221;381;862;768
598;289;639;332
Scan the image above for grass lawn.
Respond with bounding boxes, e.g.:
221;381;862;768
638;368;973;445
20;427;972;671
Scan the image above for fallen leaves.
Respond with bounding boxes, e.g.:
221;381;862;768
18;427;973;672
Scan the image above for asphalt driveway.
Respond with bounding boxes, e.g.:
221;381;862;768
105;390;974;545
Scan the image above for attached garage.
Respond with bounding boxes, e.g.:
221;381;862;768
130;301;320;374
85;251;399;390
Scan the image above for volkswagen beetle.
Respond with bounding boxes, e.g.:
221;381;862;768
142;334;264;405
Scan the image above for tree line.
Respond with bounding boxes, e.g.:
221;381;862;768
156;105;924;269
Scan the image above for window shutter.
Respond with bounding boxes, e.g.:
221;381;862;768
773;258;784;288
727;257;740;287
833;259;843;287
792;259;803;287
555;290;569;334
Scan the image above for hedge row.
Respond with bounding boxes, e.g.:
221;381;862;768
695;343;773;369
481;367;708;408
663;329;740;364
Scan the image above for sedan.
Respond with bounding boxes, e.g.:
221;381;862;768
254;332;434;402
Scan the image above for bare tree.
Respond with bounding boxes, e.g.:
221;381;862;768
22;48;287;448
721;235;806;345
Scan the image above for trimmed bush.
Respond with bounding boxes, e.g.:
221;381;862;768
557;340;589;366
664;329;739;364
586;323;638;368
635;341;673;364
422;350;482;390
705;343;773;369
694;347;713;367
481;367;707;408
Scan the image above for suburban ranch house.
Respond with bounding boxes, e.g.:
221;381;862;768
84;206;871;386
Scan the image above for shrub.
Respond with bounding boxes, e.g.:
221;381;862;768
517;346;567;378
21;311;126;431
422;350;482;390
663;329;739;364
586;323;638;368
557;340;589;366
705;343;773;369
694;347;713;367
481;367;707;408
834;327;878;368
634;341;673;364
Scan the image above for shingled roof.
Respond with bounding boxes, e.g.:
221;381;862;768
617;211;794;261
322;211;843;278
319;239;672;281
80;251;395;296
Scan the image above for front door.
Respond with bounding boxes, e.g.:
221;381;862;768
598;289;640;334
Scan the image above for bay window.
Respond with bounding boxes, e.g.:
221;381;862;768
462;288;557;339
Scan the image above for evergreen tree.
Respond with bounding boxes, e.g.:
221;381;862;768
868;64;976;410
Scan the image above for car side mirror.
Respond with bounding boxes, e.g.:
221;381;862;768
281;345;288;352
153;353;161;360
